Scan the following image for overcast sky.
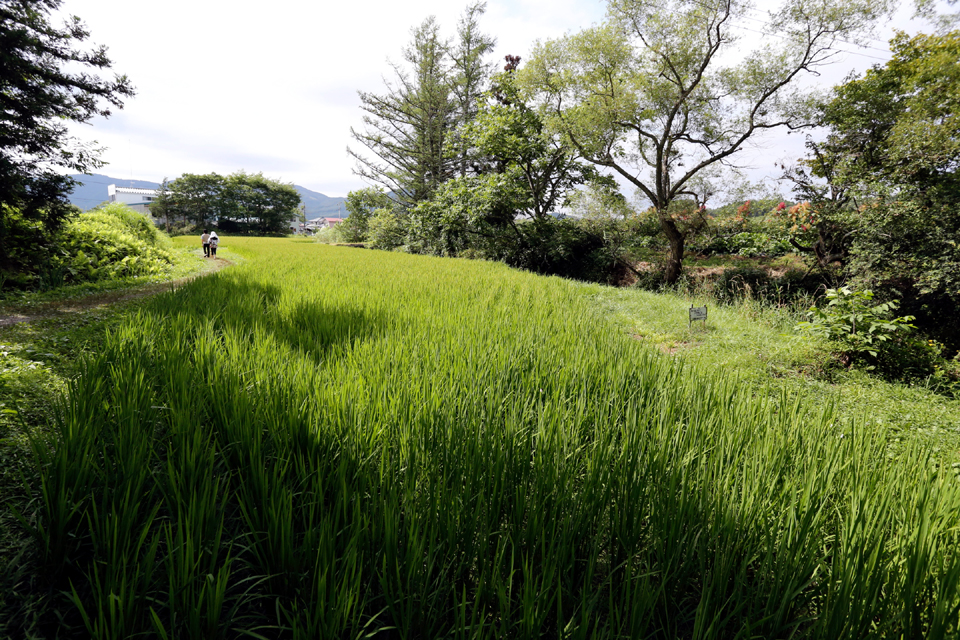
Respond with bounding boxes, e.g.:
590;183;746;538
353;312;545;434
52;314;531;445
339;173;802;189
58;0;933;198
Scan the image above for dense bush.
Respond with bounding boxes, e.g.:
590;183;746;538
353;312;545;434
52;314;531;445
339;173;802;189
793;287;958;384
701;231;793;257
496;218;618;282
0;204;53;289
367;209;408;251
1;203;176;291
56;203;175;284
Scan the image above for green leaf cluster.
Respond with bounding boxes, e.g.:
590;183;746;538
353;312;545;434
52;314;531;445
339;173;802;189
55;203;175;283
796;287;915;360
0;0;133;272
794;30;960;352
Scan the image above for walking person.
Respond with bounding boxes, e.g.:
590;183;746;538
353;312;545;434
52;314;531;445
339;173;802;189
201;229;211;257
209;232;219;258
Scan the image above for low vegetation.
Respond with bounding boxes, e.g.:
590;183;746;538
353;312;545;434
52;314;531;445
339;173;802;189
3;238;960;638
1;203;183;293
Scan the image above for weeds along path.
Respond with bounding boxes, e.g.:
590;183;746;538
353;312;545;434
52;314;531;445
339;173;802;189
0;257;232;327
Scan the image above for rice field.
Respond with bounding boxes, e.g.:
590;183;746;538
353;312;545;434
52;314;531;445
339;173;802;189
17;237;960;638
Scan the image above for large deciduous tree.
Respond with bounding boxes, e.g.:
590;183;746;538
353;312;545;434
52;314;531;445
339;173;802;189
155;172;300;235
0;0;134;271
520;0;894;283
223;171;301;235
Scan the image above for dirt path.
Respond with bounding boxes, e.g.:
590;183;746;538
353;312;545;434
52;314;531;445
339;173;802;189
0;257;232;328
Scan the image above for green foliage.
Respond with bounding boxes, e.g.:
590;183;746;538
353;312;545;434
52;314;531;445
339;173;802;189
702;232;793;257
792;31;960;352
824;31;960;197
367;209;407;251
153;171;300;235
846;198;960;354
405;69;601;277
568;179;663;261
56;204;175;283
495;218;617;282
0;203;176;291
338;187;393;242
0;0;134;274
796;287;917;365
0;204;65;288
791;31;960;352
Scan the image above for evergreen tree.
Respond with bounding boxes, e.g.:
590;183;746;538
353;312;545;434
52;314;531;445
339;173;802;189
449;1;497;177
0;0;134;272
349;6;495;208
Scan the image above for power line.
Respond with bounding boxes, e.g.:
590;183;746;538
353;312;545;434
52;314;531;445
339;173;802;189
726;21;893;62
738;5;897;54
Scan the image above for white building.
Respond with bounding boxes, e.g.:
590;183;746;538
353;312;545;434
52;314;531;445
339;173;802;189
302;216;344;232
107;185;158;214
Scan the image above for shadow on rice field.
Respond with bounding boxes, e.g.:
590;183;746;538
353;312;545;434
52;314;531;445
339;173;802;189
2;237;960;639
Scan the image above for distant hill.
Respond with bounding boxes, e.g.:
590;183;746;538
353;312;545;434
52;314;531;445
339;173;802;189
68;174;348;218
293;185;347;217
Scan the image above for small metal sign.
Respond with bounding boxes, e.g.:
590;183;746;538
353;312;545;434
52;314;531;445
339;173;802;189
689;305;707;327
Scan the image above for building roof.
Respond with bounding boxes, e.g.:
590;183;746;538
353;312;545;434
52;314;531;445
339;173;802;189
108;185;158;195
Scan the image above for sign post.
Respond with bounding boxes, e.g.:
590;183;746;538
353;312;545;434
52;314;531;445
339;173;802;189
689;304;707;328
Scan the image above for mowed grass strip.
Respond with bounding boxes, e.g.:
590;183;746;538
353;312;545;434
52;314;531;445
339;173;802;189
16;237;960;639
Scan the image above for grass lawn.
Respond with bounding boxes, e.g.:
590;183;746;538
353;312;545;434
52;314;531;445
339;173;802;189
580;281;960;468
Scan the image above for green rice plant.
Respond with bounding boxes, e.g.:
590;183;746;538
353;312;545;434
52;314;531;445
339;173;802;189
13;237;960;638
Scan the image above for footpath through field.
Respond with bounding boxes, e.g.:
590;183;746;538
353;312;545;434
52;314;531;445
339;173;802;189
0;257;232;327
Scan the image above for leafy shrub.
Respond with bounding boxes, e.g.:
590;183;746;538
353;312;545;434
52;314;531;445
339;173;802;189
57;203;175;283
367;209;407;251
871;334;944;382
92;202;168;247
0;204;65;288
928;348;960;397
795;287;919;369
702;232;793;257
492;218;618;283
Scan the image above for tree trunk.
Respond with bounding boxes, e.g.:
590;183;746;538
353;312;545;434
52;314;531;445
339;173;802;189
661;216;685;284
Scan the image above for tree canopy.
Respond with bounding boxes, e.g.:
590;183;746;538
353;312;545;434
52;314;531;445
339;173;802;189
519;0;896;282
792;30;960;350
0;0;134;271
153;172;301;235
348;3;495;208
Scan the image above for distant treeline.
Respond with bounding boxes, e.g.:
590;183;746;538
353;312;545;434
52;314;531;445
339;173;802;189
152;171;301;236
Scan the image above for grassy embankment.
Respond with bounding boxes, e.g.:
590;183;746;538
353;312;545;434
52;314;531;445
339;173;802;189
1;236;959;638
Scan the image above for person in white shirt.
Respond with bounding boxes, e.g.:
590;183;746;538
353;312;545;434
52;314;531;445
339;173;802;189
201;230;211;257
209;232;219;258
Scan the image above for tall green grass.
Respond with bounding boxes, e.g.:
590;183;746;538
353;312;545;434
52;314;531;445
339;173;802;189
16;238;960;638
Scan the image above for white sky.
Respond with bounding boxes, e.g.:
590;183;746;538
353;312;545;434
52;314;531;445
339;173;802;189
58;0;936;198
